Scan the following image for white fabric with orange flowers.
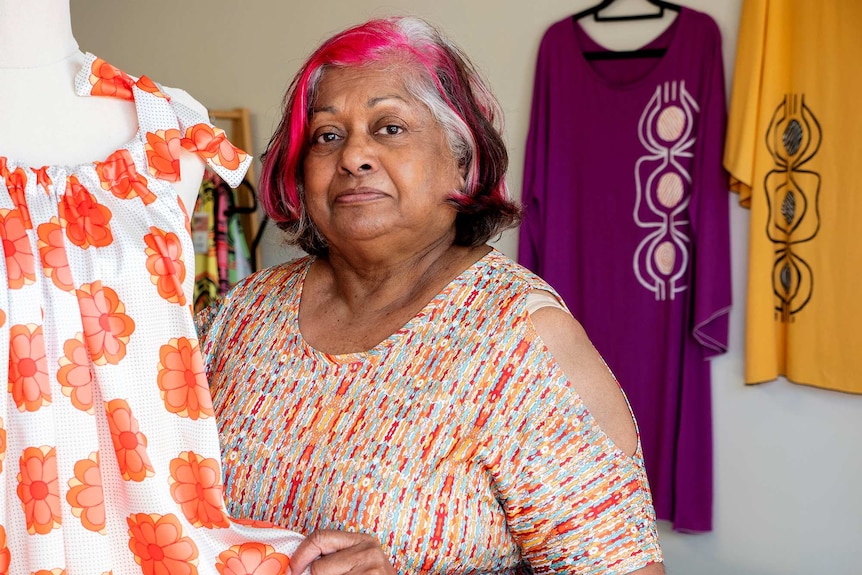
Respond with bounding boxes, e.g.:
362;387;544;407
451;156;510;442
0;53;304;575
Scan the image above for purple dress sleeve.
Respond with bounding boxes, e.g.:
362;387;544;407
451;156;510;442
518;34;552;275
689;17;731;359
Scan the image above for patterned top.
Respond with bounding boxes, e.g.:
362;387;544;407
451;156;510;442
0;54;303;575
199;250;663;574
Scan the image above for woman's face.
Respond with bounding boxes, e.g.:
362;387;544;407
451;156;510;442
302;65;465;254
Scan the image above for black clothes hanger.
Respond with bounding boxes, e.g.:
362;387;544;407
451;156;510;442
226;176;267;271
249;214;268;272
583;47;667;60
225;176;258;216
573;0;680;22
573;0;681;60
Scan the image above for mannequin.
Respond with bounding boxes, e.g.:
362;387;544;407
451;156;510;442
0;0;311;572
0;1;395;573
0;0;202;211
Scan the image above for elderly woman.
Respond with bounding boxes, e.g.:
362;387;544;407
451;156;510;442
198;16;664;575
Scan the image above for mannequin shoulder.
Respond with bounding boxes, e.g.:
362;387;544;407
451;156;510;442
162;85;209;117
160;85;208;211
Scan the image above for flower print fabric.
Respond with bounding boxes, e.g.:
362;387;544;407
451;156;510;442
0;54;304;574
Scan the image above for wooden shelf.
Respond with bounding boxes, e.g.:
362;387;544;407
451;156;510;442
209;107;261;269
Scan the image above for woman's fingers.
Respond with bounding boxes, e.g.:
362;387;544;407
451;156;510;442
289;529;395;575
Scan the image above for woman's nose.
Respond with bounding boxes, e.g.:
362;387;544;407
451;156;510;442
338;133;377;176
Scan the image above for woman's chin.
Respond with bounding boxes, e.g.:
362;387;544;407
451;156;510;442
327;223;395;247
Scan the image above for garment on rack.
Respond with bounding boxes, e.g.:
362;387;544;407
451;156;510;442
192;169;253;313
0;53;303;574
725;0;862;394
519;7;730;532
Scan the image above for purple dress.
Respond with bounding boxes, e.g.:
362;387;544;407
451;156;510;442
518;7;730;532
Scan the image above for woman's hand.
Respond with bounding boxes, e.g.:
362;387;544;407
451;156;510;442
288;529;396;575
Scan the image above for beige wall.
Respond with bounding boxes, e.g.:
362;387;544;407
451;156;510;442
70;0;742;266
70;0;584;265
69;2;862;574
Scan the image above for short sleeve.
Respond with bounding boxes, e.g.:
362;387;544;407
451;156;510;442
689;15;732;358
482;325;663;574
518;29;554;274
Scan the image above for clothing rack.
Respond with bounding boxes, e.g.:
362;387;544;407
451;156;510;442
208;107;262;269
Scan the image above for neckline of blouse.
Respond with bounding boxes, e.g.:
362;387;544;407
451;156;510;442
293;249;502;365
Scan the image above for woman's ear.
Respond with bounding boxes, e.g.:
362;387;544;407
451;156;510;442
457;161;468;189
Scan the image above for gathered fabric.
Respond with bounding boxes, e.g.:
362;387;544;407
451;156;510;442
0;54;303;575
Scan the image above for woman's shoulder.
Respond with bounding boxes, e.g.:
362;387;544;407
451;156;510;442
483;250;563;298
230;255;313;298
196;256;312;336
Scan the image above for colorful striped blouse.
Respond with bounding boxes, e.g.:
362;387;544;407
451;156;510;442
199;250;663;574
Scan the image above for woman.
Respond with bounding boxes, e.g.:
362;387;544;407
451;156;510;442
199;16;664;575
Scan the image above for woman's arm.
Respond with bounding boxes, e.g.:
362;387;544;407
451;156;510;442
627;562;666;575
529;299;638;457
497;290;664;573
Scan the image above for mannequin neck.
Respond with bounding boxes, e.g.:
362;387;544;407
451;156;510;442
0;0;79;68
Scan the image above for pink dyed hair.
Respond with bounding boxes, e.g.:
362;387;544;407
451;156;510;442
259;16;520;255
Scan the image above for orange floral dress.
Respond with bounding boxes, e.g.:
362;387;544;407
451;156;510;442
0;54;304;575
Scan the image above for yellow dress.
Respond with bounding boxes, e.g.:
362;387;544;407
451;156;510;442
724;0;862;393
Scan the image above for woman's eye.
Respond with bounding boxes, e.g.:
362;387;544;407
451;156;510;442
313;132;340;144
377;125;403;136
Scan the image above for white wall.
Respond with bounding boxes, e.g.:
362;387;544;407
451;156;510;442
70;1;862;573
